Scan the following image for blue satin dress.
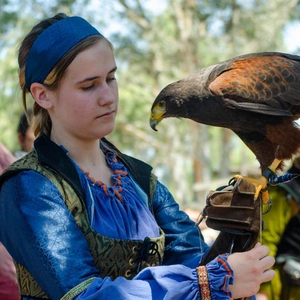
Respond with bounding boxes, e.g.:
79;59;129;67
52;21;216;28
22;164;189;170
0;145;234;299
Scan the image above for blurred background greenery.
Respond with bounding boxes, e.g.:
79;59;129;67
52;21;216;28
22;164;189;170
1;0;300;209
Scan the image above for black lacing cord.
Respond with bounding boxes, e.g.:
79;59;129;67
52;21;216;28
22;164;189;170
136;236;162;273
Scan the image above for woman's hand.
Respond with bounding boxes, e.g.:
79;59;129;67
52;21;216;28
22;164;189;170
228;242;275;298
0;243;17;283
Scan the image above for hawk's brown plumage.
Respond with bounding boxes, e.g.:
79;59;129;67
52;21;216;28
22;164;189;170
150;52;300;172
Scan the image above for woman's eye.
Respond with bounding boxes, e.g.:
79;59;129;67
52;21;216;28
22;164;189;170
107;76;116;82
82;84;94;90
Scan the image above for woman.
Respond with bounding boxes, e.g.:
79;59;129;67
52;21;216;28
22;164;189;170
0;13;275;299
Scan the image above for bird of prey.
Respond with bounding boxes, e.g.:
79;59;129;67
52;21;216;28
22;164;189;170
150;52;300;202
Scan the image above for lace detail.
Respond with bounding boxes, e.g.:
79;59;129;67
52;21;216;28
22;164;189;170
79;146;129;202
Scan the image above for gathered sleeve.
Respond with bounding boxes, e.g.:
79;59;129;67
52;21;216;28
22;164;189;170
0;171;100;299
151;181;209;267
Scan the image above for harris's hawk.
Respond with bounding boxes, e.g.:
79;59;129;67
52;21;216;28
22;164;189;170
150;52;300;202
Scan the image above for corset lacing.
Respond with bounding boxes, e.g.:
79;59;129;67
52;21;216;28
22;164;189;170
136;237;162;273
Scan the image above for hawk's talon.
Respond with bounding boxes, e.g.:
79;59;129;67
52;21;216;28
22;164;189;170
232;159;282;204
233;174;269;203
263;198;272;214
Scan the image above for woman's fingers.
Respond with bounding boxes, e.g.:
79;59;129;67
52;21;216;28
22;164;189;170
260;267;276;283
228;244;275;298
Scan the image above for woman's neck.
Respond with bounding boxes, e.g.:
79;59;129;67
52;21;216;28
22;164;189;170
50;133;113;186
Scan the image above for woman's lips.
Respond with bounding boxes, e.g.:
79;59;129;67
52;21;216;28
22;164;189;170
97;110;115;119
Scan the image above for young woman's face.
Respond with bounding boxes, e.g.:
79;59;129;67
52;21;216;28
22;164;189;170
47;39;118;142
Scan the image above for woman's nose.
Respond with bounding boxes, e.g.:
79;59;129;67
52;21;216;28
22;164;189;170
98;83;117;106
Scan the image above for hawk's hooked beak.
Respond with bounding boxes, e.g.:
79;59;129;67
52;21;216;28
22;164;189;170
150;117;159;131
149;101;166;131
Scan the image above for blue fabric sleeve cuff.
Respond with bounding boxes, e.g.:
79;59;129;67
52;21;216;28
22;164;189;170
206;254;234;299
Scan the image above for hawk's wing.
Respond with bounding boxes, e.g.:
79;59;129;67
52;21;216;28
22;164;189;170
209;53;300;115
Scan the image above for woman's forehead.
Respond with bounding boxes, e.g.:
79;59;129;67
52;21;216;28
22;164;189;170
65;41;116;80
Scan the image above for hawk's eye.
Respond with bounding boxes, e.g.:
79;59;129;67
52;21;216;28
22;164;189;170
158;101;166;108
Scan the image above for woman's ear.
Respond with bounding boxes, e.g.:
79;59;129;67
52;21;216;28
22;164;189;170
30;83;53;109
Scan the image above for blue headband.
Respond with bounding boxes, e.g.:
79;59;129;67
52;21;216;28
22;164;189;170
25;16;102;90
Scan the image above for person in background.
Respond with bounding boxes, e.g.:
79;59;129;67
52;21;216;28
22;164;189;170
0;142;20;299
0;13;275;300
256;156;300;300
0;142;15;173
14;109;35;159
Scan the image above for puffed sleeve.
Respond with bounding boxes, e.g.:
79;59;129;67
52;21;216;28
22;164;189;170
0;171;101;299
152;181;208;267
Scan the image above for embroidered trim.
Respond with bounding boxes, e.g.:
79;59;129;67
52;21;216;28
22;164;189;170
217;256;233;295
79;152;128;202
61;277;95;300
196;266;211;300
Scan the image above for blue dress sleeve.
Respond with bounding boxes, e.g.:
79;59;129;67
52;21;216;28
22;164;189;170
0;171;100;299
151;181;209;267
76;265;200;300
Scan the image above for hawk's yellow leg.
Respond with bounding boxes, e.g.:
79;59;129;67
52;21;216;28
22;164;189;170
234;159;282;204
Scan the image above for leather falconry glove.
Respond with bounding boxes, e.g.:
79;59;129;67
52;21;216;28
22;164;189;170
199;176;262;266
